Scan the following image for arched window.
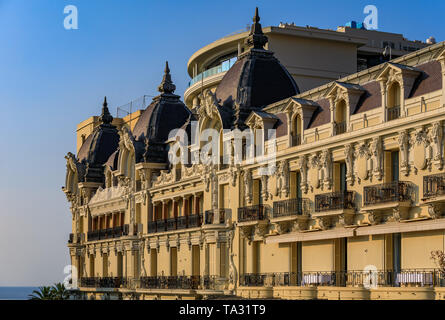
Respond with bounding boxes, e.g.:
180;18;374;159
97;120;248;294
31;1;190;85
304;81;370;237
387;82;401;121
292;114;302;146
335;100;347;135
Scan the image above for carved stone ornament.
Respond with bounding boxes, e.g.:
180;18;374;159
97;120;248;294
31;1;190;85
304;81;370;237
255;223;269;238
309;153;321;189
393;207;410;221
412;127;430;171
429;122;443;170
260;171;269;201
296;156;308;194
368;211;383;225
274;160;290;197
198;89;221;120
338;213;355;226
370;137;383;181
227;229;238;290
398;130;410;176
243;169;253;204
356;141;371;181
318;216;333;230
320;149;333;190
275;221;293;234
239;225;254;244
428;203;445;219
344;144;355;186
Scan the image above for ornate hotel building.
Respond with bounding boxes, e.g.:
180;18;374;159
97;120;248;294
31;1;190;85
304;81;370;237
64;9;445;300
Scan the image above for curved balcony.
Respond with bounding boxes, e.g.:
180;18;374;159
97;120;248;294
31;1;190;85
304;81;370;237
184;59;236;106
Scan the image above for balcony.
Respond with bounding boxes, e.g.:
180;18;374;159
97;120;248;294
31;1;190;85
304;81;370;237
147;214;202;234
364;181;414;206
239;269;445;288
362;181;414;222
139;276;201;290
423;173;445;200
87;225;129;242
238;205;266;222
335;121;347;135
271;198;310;232
291;134;301;146
188;59;236;87
422;173;445;218
273;198;310;218
315;191;355;212
204;209;227;224
80;277;127;288
314;191;355;228
387;106;400;121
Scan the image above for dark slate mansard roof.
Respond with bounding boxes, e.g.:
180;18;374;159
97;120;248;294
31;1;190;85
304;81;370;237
77;97;120;183
123;62;192;164
213;7;299;130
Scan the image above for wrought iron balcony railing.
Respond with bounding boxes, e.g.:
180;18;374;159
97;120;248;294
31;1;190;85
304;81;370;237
177;216;188;230
139;276;201;290
188;214;202;228
87;225;129;241
80;277;127;288
240;269;445;288
292;134;301;146
238;204;266;222
363;181;414;206
335;121;347;135
315;191;355;212
204;209;227;224
423;173;445;199
272;198;310;218
166;217;177;231
387;106;400;121
147;214;202;234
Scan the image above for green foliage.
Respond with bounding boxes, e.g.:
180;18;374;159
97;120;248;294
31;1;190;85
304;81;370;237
28;283;71;300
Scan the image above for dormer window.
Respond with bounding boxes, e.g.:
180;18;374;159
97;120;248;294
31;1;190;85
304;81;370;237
376;62;421;122
387;82;401;121
292;114;302;146
335;100;347;135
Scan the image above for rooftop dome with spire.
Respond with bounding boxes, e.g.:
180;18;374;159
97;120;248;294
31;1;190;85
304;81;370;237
131;62;192;163
77;97;120;182
214;7;299;129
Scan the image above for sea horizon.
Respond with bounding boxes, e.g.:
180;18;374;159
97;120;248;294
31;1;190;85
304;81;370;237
0;286;40;300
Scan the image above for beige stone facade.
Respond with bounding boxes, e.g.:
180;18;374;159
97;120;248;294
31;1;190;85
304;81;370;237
64;10;445;300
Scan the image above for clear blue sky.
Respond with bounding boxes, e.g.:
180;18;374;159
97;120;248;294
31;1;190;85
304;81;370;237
0;0;443;286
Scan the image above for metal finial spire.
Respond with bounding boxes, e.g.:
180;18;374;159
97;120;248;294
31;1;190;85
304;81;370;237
245;7;268;50
100;96;113;125
253;7;260;23
158;61;176;94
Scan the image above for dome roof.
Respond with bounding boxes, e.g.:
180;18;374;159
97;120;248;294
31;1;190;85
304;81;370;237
77;97;119;165
214;8;299;129
77;97;120;182
132;62;192;163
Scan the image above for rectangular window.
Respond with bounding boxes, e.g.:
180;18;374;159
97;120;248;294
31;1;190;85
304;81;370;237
296;172;302;199
150;249;157;276
340;162;347;192
170;247;178;276
391;151;399;182
192;245;200;276
393;233;401;272
117;252;123;277
220;243;227;277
